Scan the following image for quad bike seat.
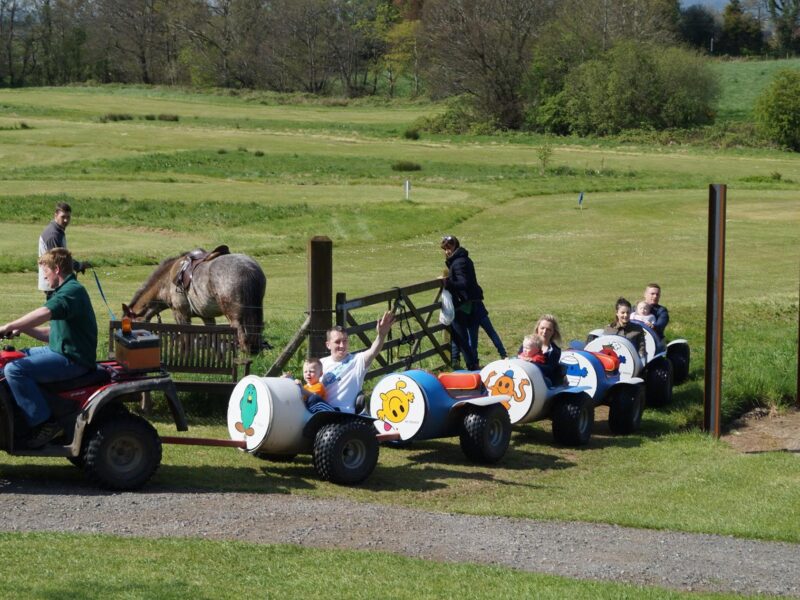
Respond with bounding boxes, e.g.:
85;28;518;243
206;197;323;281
41;364;113;393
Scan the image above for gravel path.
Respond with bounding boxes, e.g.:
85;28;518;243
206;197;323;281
1;479;798;597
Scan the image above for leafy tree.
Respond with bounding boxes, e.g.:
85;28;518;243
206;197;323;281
719;0;763;55
767;0;800;54
530;0;680;114
754;69;800;149
384;18;420;96
679;4;718;51
421;0;552;130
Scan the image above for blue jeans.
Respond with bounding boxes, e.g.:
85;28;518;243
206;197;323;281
4;347;91;427
479;313;506;358
450;315;480;369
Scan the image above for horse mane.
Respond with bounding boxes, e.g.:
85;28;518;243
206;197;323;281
128;253;184;309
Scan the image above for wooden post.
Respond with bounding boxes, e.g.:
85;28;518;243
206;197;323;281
308;237;332;358
704;184;726;438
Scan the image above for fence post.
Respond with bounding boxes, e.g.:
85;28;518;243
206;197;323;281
704;184;726;438
308;236;333;358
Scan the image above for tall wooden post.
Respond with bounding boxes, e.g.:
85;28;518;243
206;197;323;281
308;236;332;358
704;184;726;438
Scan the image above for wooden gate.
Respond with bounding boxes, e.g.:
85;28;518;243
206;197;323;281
336;279;450;381
265;238;450;379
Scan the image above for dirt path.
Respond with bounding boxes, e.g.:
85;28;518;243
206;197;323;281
722;406;800;454
1;479;798;597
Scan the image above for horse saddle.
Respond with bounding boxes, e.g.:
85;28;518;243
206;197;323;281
174;245;230;293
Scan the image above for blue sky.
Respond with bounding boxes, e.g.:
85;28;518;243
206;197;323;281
681;0;729;9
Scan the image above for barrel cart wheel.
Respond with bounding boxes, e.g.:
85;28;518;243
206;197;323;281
312;419;379;485
607;385;645;435
459;404;511;463
645;356;673;407
667;343;691;385
551;393;594;446
83;413;162;490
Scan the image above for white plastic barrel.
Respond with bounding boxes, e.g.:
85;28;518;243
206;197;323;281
480;359;548;424
227;375;307;453
584;335;642;379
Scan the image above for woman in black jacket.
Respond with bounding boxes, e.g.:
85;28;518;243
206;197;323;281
441;235;487;370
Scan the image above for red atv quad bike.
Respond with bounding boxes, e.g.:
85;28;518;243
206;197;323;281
0;343;187;490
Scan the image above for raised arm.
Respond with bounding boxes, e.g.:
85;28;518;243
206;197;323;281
360;310;395;369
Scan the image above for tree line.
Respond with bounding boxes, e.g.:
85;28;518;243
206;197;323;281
1;0;798;136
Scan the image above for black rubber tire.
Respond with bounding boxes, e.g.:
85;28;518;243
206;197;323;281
551;393;594;446
645;356;673;407
459;404;511;463
608;385;645;435
83;413;162;490
312;420;379;485
667;344;691;385
254;453;297;463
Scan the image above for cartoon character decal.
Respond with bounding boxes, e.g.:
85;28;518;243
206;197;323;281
234;382;258;436
484;369;530;410
560;351;599;397
370;374;425;440
376;380;415;432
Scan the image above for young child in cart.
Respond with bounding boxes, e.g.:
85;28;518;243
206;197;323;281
518;334;546;365
291;357;333;413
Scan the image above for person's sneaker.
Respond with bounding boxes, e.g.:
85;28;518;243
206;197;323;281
27;421;64;449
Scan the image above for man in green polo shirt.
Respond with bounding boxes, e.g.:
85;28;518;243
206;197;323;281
0;248;97;448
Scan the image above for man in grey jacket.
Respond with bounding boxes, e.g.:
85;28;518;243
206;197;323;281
39;202;90;298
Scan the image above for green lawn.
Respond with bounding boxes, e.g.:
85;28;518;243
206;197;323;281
0;533;751;600
0;80;797;595
713;57;800;121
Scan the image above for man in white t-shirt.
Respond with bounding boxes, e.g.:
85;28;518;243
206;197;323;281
320;311;394;413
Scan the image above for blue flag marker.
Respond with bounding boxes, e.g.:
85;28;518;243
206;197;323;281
578;192;584;210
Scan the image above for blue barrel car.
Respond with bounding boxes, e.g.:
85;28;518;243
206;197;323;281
478;355;645;446
585;324;689;407
369;370;512;463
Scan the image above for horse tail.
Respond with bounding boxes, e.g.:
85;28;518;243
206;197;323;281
239;263;267;355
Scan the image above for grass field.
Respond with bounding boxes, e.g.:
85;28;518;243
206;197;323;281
0;66;798;597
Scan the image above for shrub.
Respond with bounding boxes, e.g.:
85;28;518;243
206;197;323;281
754;69;800;151
100;113;133;122
403;128;420;140
391;161;422;171
254;150;265;157
557;42;719;136
157;114;180;122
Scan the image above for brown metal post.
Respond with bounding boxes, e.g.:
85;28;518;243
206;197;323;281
308;237;332;358
704;184;726;437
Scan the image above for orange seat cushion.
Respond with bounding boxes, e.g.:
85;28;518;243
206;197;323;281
590;351;620;373
438;372;483;390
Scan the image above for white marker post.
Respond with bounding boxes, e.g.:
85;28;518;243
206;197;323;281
404;179;411;200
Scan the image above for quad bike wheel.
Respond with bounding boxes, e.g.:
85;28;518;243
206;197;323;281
459;404;511;463
607;385;645;435
312;420;379;485
645;357;673;408
551;393;594;446
83;413;162;490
